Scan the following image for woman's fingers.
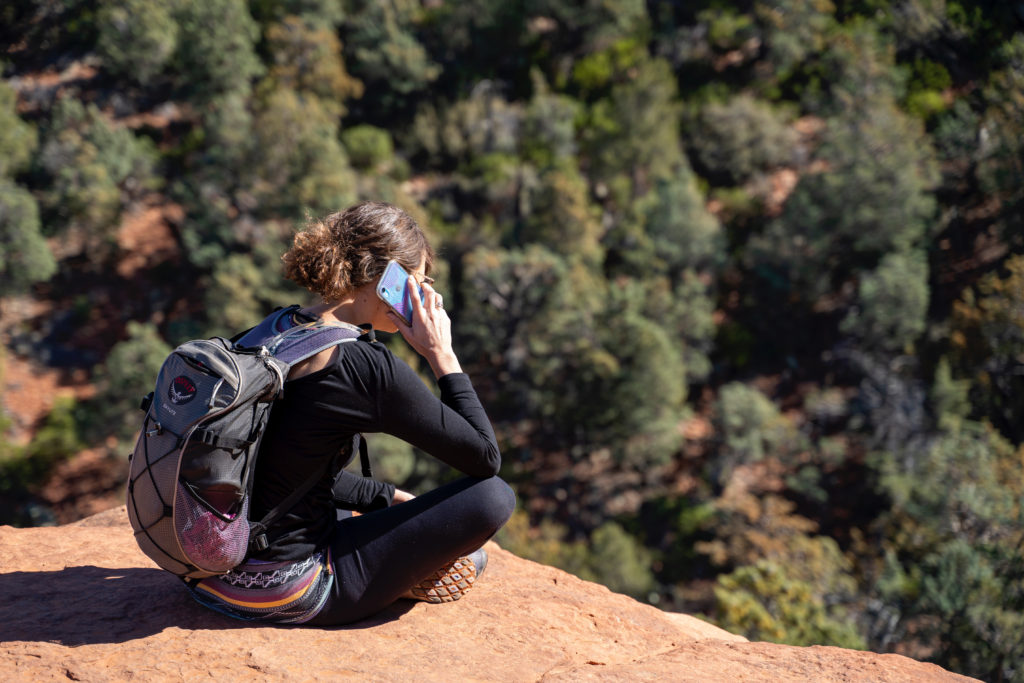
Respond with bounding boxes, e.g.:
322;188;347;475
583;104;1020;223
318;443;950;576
396;278;461;379
402;277;446;338
417;281;448;323
420;281;441;310
408;275;427;322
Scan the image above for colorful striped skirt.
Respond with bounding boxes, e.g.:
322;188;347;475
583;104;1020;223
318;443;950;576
186;550;333;624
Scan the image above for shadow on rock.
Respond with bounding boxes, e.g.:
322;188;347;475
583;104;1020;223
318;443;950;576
0;565;240;645
0;564;417;645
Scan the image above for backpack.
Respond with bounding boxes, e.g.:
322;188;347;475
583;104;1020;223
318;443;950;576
126;306;371;580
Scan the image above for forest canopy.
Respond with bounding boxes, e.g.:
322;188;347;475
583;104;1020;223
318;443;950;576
1;1;1023;680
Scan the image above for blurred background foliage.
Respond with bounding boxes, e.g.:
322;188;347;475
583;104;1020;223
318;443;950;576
1;1;1023;679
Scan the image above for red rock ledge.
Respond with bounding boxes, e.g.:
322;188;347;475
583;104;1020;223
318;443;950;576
0;507;976;682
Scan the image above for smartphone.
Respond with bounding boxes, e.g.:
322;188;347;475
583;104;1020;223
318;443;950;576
376;260;422;325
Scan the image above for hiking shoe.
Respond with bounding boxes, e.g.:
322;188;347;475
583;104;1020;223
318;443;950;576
402;548;488;603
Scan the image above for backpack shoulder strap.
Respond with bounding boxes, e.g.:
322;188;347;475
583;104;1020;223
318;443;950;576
235;307;371;369
268;319;367;368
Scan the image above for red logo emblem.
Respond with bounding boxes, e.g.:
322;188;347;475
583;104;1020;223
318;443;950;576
168;376;197;405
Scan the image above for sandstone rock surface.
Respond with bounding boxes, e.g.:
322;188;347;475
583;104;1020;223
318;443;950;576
0;507;977;682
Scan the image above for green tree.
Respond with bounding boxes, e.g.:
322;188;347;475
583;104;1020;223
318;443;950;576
809;18;907;112
521;73;581;168
458;246;687;466
754;0;837;80
0;181;56;295
496;512;655;600
932;97;982;164
248;86;357;217
687;93;798;185
714;559;866;648
342;125;395;172
697;6;758;55
0;82;38;178
457;244;575;419
422;86;522;165
930;357;971;428
263;16;364;117
886;0;952;48
951;254;1024;441
977;35;1024;249
169;87;255;268
96;0;179;85
581;522;656;599
751;97;938;303
903;57;953;122
529;0;648;55
712;383;799;483
636;272;717;383
578;299;686;466
85;322;173;444
203;242;303;334
520;163;602;265
171;0;264;102
700;491;864;647
578;45;684;198
872;420;1024;681
840;250;929;354
251;0;346;28
38;98;158;242
916;539;1024;682
0;397;83;527
341;0;440;99
638;164;724;276
0;83;52;294
573;43;701;281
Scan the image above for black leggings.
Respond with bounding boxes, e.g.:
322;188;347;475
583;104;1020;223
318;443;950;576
305;476;516;626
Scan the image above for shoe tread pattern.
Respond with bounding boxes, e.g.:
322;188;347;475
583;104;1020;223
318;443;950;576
403;557;478;603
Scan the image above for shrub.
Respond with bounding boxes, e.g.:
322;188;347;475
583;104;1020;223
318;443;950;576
840;250;929;353
0;181;55;295
96;0;179;85
342;125;395;171
688;94;798;185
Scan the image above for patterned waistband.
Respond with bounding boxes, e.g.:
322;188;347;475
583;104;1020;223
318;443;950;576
188;550;333;624
221;553;320;589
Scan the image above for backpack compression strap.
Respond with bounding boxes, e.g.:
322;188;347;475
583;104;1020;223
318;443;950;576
248;435;371;553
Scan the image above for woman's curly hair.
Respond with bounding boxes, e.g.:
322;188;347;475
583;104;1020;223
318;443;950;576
283;202;434;302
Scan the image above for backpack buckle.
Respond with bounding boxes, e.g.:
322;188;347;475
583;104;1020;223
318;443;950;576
146;422;163;437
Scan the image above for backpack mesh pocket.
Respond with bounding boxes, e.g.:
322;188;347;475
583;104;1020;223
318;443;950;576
174;485;250;573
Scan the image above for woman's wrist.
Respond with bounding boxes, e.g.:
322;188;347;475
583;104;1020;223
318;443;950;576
429;351;462;378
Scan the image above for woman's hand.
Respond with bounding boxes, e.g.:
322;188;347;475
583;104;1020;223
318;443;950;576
387;277;463;378
392;488;416;504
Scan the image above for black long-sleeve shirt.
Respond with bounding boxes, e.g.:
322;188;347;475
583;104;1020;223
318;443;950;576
250;337;500;561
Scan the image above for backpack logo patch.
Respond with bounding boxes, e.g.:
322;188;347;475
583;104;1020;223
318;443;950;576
169;376;198;405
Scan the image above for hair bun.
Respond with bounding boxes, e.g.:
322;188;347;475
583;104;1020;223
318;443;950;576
282;202;434;302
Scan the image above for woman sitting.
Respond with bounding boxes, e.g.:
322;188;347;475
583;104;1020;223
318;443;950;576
188;201;516;625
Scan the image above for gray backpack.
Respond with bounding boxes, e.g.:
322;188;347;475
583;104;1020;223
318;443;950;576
126;306;370;579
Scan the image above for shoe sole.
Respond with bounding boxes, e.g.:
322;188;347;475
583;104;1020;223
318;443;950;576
403;556;478;603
